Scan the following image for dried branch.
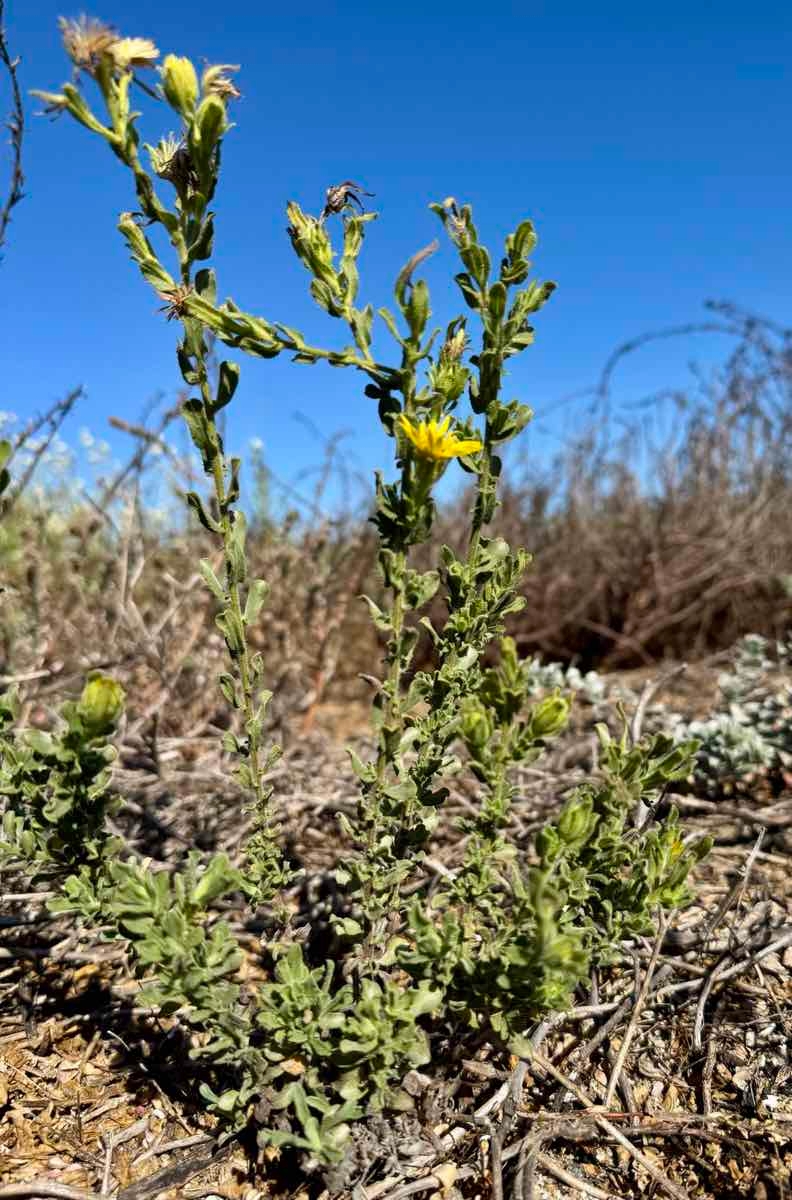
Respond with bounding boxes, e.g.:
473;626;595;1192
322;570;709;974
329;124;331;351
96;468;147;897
0;0;24;255
4;387;83;514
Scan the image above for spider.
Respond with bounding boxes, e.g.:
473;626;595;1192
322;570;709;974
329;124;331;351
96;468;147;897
320;180;374;222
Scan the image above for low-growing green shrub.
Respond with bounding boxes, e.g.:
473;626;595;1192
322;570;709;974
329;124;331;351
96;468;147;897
0;16;710;1170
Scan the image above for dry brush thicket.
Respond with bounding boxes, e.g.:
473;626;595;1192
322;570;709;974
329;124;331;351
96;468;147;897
2;301;791;722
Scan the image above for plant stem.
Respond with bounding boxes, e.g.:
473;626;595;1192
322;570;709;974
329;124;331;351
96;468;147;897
377;566;406;779
196;350;266;811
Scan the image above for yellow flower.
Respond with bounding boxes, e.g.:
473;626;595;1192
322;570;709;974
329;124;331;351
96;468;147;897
110;37;159;71
398;414;482;462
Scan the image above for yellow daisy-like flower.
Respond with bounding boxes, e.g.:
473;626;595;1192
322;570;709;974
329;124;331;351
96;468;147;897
110;37;160;71
398;414;482;462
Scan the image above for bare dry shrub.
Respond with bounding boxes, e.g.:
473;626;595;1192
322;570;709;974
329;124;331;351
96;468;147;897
0;406;376;745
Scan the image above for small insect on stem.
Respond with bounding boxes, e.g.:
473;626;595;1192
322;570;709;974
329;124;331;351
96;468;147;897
320;180;374;222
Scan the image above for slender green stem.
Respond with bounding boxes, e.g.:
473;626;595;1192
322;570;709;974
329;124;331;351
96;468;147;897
194;347;267;812
376;571;405;780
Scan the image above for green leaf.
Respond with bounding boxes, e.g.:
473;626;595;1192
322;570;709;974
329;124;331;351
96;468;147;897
194;268;217;304
377;305;405;346
454;272;481;310
24;729;56;757
117;213;174;292
216;608;245;657
185;491;220;533
218;673;238;708
176;345;199;385
190;853;243;907
182;399;217;470
227;457;242;505
487;281;507;323
188;213;214;262
214;361;240;412
227;511;247;586
243;578;269;625
199;559;225;600
360;594;392;633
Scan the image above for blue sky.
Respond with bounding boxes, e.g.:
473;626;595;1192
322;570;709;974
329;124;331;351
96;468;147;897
2;0;791;501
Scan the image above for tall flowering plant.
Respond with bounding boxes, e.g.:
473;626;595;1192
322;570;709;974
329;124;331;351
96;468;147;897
1;17;713;1165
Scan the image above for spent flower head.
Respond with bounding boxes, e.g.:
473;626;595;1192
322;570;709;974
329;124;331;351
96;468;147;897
58;16;158;76
442;326;468;362
398;414;482;462
157;284;193;322
147;134;197;191
59;15;117;73
202;63;241;100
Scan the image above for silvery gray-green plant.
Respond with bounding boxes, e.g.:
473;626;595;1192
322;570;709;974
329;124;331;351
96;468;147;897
669;634;792;795
1;15;712;1168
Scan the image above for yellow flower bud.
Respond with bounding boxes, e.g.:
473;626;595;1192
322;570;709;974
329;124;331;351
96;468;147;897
78;676;125;735
161;54;199;116
530;692;570;738
459;698;491;750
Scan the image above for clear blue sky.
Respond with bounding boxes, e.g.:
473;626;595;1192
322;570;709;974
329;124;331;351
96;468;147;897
2;0;791;495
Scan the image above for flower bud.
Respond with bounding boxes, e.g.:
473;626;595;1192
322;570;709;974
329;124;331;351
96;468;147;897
195;94;228;154
459;698;491;750
535;825;561;863
557;796;595;849
443;327;468;362
78;676;125;735
530;691;570;738
286;202;336;285
160;54;199;116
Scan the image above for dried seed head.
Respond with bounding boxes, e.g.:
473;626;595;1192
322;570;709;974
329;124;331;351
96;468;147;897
148;134;198;193
438;197;469;245
58;16;157;77
157;284;193;322
442;327;468;362
202;63;241;101
59;14;117;73
449;214;468;243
